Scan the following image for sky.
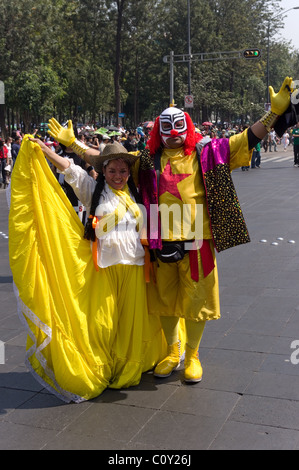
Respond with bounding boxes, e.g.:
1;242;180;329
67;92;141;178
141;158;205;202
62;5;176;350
273;0;299;50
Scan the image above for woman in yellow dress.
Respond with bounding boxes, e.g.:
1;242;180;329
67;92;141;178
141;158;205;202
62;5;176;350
9;137;166;403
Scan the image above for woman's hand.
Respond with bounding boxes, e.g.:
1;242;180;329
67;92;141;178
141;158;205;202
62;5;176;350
28;137;48;152
28;137;70;171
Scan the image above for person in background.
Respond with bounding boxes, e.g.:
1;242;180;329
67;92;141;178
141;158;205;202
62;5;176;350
269;130;277;152
251;142;261;168
292;122;299;166
11;136;21;166
282;130;290;151
99;134;110;153
123;131;137;152
0;138;8;188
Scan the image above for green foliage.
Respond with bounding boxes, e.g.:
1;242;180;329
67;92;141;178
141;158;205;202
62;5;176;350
0;0;298;135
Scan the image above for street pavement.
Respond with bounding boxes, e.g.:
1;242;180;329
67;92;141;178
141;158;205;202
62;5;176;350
1;144;299;452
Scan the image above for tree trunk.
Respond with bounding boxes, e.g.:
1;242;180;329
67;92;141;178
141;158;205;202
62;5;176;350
134;49;139;126
0;105;6;138
114;0;125;126
22;109;31;134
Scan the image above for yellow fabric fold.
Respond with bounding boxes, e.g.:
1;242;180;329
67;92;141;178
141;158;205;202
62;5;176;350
9;136;169;402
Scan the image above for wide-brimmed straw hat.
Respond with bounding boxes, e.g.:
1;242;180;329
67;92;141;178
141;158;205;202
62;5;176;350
89;142;139;173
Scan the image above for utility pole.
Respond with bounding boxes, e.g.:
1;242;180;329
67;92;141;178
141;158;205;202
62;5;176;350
266;7;299;107
187;0;191;95
170;51;174;105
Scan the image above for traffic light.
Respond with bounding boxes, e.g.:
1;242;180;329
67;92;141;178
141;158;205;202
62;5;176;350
243;49;261;59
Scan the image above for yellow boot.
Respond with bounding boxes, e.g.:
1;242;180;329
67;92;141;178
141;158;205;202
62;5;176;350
184;344;203;383
154;341;180;378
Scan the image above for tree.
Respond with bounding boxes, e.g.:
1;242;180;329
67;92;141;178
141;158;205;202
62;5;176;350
0;0;299;136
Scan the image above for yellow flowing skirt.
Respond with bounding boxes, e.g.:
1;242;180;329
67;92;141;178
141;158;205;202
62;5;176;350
8;136;171;403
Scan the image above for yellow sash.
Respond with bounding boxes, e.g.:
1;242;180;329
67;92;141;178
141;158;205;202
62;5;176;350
96;184;143;237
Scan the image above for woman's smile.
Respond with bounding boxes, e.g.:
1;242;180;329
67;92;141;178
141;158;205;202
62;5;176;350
103;158;130;190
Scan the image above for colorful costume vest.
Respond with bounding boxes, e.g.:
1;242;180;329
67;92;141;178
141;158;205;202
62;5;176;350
138;138;250;253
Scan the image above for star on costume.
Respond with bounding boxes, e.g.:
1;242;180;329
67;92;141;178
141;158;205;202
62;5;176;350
158;160;191;200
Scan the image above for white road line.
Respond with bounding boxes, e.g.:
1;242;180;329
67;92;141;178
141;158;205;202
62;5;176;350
262;154;293;163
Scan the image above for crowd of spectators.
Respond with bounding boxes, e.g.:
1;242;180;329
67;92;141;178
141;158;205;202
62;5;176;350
1;119;298;190
0;129;22;188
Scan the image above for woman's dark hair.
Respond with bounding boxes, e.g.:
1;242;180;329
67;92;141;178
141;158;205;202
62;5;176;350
84;168;141;242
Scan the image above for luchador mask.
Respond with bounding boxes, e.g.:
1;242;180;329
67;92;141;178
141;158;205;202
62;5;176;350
159;107;187;147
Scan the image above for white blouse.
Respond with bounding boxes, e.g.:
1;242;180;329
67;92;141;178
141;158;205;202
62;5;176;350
62;160;145;268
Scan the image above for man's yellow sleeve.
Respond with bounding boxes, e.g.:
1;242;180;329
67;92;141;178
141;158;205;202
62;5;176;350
229;128;253;171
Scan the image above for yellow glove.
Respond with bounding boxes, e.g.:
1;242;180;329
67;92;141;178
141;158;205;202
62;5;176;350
48;118;76;147
269;76;293;115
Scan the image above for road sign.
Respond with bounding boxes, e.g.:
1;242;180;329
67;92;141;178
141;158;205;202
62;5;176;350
184;94;194;108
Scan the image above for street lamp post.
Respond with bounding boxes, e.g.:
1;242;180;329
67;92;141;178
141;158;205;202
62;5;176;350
266;6;299;104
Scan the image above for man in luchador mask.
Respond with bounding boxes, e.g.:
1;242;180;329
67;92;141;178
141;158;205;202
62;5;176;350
47;77;294;384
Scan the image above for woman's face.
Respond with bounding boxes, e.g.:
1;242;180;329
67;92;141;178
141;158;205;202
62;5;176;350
103;159;130;190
